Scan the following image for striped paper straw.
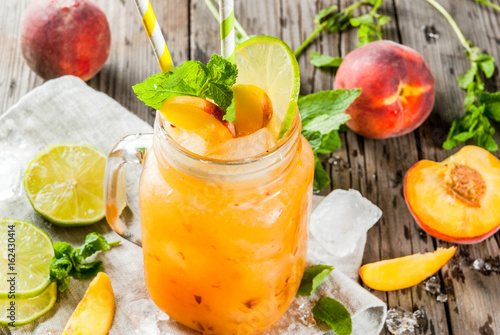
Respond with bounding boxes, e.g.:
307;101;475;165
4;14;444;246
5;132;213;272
219;0;235;63
134;0;174;72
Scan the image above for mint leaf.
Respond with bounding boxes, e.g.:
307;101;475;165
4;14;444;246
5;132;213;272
457;64;477;89
49;233;119;292
133;61;208;110
314;156;331;191
299;89;360;191
310;52;343;69
479;91;500;121
350;14;373;26
297;265;334;296
134;55;238;120
315;4;338;24
312;297;352;335
300;89;360;134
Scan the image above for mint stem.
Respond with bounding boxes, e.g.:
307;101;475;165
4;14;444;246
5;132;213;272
476;0;500;12
109;241;121;247
425;0;471;53
293;1;372;58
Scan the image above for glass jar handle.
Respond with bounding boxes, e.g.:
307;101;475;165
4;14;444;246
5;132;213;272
103;133;153;247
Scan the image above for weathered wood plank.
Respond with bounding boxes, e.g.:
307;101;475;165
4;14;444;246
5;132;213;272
396;0;500;334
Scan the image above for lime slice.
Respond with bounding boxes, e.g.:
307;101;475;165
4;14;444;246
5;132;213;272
235;36;300;138
24;143;106;226
0;283;57;326
0;219;53;299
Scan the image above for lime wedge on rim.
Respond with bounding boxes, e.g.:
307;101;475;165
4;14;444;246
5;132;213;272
24;143;106;226
235;36;300;139
0;219;53;299
0;283;57;326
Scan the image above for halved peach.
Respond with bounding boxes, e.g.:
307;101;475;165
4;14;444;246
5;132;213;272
359;247;457;291
404;146;500;244
232;84;273;136
63;272;115;335
160;96;236;145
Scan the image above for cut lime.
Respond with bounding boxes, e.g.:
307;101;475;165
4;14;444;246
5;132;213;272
235;36;300;139
24;143;106;226
0;219;53;299
0;283;57;326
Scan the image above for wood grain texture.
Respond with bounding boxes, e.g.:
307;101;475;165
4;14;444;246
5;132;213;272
0;0;499;334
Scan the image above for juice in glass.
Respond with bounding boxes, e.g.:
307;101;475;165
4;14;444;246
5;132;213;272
138;113;314;334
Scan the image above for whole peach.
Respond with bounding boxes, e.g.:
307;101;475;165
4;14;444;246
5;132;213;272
334;40;435;139
20;0;111;81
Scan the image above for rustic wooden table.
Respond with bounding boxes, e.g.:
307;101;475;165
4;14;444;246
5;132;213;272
1;0;499;334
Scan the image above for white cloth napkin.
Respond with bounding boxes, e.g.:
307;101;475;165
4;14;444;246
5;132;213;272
0;76;387;335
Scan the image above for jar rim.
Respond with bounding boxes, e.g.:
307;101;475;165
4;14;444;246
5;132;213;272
154;110;301;167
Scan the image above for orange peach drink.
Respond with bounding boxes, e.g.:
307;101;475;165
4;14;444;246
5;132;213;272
138;87;314;334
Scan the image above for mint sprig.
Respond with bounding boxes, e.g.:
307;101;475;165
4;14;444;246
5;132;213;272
299;89;361;191
297;265;353;335
427;0;499;152
310;52;343;69
49;233;119;292
133;54;238;122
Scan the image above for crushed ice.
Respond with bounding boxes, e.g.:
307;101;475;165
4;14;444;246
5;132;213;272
386;307;425;335
422;275;448;303
472;258;500;274
128;299;170;335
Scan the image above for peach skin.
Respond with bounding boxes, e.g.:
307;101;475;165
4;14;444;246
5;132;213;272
334;40;435;139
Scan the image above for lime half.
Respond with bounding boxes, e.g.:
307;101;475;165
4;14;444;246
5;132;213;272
0;219;53;299
24;143;106;226
0;283;57;326
235;36;300;138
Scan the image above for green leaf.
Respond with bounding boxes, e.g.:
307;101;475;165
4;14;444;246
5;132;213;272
49;233;119;292
133;61;208;110
318;130;342;154
478;91;500;121
457;64;477;89
207;54;238;88
299;89;360;134
76;232;117;261
297;265;334;296
315;4;338;24
310;52;343;68
350;14;373;27
314;156;331;191
377;14;391;25
312;297;352;335
207;82;236;122
479;58;495;78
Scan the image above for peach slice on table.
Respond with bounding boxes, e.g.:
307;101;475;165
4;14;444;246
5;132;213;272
404;146;500;244
160;96;236;145
63;272;115;335
359;247;457;291
232;84;273;136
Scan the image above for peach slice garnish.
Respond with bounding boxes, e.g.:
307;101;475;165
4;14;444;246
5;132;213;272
359;247;457;291
62;272;115;335
404;146;500;244
161;96;236;145
232;84;273;136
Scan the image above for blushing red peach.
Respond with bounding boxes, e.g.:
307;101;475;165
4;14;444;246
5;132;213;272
20;0;111;81
334;40;435;139
404;146;500;244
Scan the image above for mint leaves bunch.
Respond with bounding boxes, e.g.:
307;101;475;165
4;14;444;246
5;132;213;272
299;89;361;191
49;232;119;292
294;0;390;61
298;265;353;335
427;0;500;152
133;54;238;122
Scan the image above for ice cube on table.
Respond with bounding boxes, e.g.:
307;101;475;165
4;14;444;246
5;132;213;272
386;307;419;335
309;189;382;258
206;128;277;160
127;299;169;335
0;152;22;201
423;275;441;295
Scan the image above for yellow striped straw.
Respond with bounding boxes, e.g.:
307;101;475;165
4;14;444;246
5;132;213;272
219;0;235;63
134;0;174;72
